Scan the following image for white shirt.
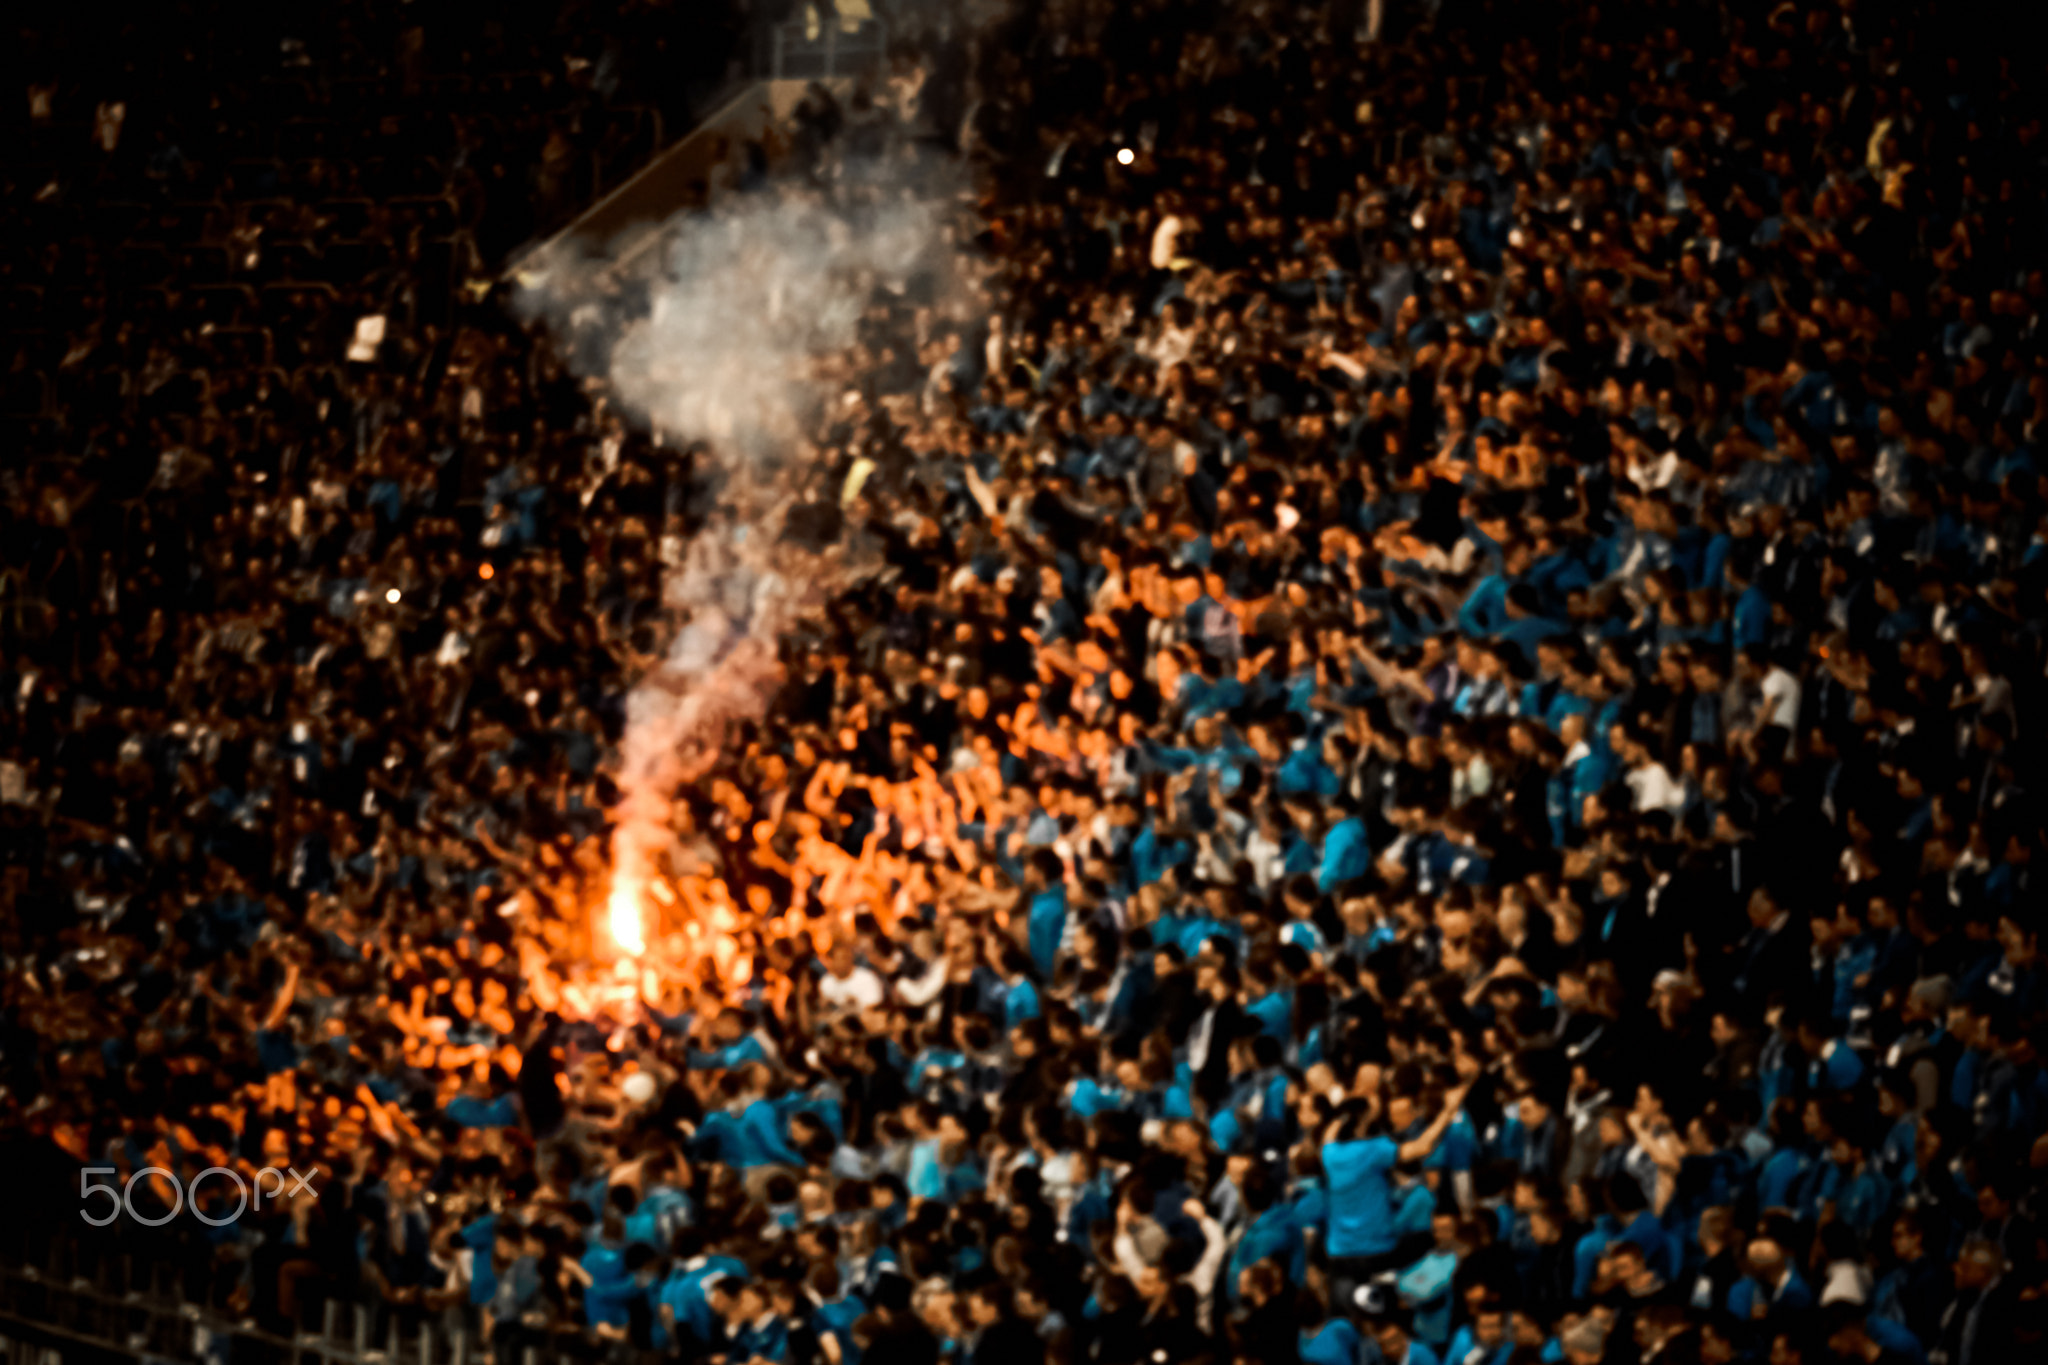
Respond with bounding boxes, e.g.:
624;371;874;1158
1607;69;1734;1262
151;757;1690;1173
1626;760;1686;814
1145;323;1195;371
1244;828;1286;891
1759;665;1802;731
1150;214;1185;269
1189;1004;1221;1073
819;965;885;1011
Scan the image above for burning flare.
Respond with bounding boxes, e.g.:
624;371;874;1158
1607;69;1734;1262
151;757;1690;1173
607;881;647;957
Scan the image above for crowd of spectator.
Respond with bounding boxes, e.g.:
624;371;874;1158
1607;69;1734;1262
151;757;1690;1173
5;4;2048;1365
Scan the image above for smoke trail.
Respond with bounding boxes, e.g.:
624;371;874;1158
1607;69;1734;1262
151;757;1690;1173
522;173;952;457
515;160;961;956
605;523;795;957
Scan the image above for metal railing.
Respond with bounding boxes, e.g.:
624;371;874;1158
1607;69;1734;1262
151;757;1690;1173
0;1233;608;1365
768;17;890;81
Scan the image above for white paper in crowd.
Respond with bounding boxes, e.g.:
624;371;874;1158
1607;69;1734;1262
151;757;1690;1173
94;101;125;152
347;314;387;362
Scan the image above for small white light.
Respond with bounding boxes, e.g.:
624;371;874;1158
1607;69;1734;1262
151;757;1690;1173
1117;147;1135;166
385;588;402;604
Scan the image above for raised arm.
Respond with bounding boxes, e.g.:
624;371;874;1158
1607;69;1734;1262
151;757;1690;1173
1396;1082;1473;1164
262;960;302;1031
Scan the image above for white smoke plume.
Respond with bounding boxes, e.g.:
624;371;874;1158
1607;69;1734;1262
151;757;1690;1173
515;162;963;954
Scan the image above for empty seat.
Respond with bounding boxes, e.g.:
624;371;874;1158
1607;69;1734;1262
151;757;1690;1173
2;370;51;418
228;160;289;198
56;361;125;419
91;201;150;242
4;331;57;375
243;200;303;233
131;202;221;245
328;77;389;112
278;118;343;160
254;78;313;119
270;241;323;280
122;286;175;326
261;282;342;365
260;280;337;318
389;195;459;234
173;246;233;285
52;285;103;327
319;200;377;237
321;238;391;285
197;328;274;370
111;245;172;290
4;285;45;329
173;201;229;243
187;284;257;327
357;158;449;197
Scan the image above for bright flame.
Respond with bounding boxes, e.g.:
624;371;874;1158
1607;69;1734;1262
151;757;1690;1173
608;883;646;957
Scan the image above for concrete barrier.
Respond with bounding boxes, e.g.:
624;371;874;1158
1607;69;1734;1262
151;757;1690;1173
506;79;842;281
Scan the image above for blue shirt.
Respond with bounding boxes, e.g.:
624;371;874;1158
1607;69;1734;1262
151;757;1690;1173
626;1185;692;1252
1458;574;1513;637
460;1214;498;1307
580;1246;636;1329
1282;920;1329;955
1278;746;1342;798
1865;1314;1926;1364
1227;1205;1307;1299
730;1099;803;1168
444;1093;520;1129
906;1139;984;1203
732;1314;788;1364
1443;1330;1512;1365
1322;1135;1400;1258
1301;1319;1363;1365
1247;991;1293;1046
1573;1216;1622;1301
1811;1039;1866;1093
1728;1268;1814;1321
1003;977;1042;1029
1319;817;1371;893
1393;1181;1436;1242
815;1296;866;1364
1028;886;1068;977
1733;585;1773;649
1620;1209;1677;1283
1496;615;1570;670
1758;1146;1809;1211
